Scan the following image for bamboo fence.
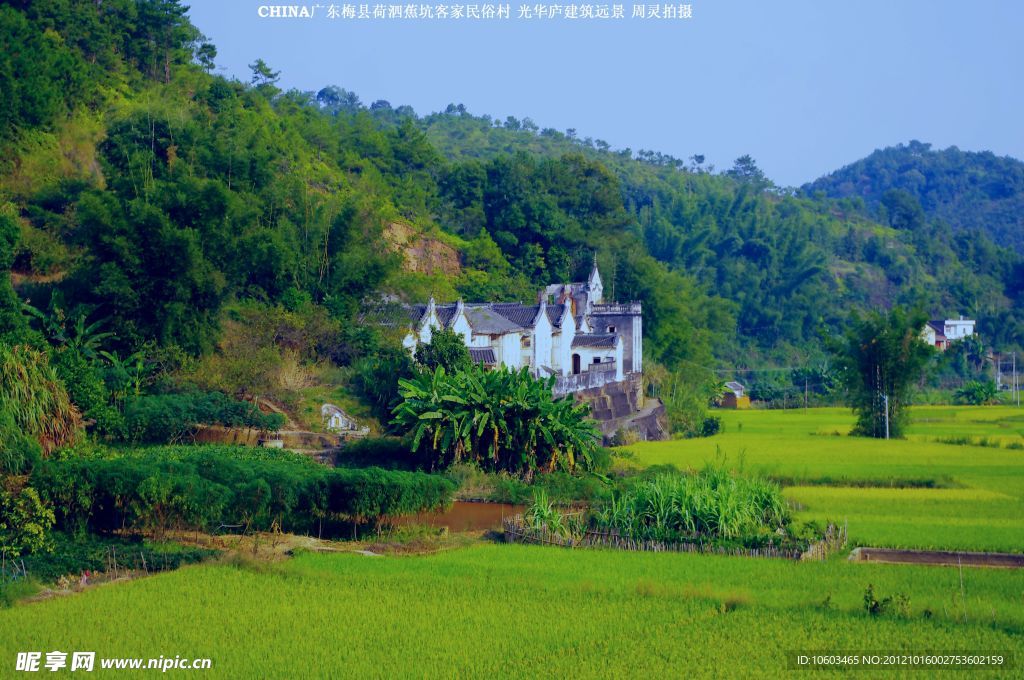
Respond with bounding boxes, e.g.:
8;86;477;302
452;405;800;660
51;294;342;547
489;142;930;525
503;515;847;561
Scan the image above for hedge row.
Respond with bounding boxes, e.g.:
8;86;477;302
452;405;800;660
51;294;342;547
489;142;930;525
31;449;455;538
121;392;286;444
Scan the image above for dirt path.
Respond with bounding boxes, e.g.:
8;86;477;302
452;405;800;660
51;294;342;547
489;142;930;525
850;547;1024;568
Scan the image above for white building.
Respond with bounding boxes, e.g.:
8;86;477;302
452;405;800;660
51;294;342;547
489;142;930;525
400;262;641;395
922;315;977;350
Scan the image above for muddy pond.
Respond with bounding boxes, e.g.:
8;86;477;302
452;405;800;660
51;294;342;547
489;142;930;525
396;501;526;532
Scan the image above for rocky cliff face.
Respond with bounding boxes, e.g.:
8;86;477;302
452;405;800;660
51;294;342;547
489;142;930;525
384;222;461;276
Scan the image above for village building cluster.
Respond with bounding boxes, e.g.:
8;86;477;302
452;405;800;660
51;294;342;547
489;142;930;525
402;262;643;395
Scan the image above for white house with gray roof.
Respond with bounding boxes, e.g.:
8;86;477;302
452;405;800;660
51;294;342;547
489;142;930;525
401;261;641;395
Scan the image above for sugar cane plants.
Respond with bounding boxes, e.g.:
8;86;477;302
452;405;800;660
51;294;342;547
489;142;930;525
390;365;600;479
591;466;792;544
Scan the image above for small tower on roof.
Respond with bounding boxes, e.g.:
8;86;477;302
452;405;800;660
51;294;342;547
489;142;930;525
587;253;603;304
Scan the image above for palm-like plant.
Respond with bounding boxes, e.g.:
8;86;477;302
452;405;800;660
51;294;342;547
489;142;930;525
391;364;600;478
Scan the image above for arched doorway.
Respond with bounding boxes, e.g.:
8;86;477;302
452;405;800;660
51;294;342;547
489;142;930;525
572;353;581;375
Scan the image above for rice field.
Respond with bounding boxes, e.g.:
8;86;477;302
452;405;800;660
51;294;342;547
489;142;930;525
625;406;1024;552
1;545;1021;678
4;406;1023;677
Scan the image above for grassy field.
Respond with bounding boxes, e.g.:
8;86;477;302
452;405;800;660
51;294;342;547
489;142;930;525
2;545;1021;678
625;406;1024;552
4;406;1023;678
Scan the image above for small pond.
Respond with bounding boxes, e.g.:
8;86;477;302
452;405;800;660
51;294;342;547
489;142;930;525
396;501;526;532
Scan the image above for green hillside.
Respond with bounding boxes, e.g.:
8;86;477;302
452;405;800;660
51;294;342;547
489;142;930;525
803;140;1024;253
2;0;1022;420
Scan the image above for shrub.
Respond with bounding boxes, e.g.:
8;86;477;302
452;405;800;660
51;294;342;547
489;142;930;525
954;380;999;405
122;391;285;444
0;486;56;558
335;437;416;470
31;448;455;538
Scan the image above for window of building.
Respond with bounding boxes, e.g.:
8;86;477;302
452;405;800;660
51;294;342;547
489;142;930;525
607;325;616;333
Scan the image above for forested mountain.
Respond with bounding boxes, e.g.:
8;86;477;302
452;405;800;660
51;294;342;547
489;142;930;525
2;0;1022;411
802;141;1024;252
413;113;1024;357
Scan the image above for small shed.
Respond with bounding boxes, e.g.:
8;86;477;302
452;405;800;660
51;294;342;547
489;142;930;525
321;404;363;433
721;381;750;409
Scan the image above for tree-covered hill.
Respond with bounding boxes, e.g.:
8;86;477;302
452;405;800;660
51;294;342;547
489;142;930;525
2;0;1022;406
412;111;1024;356
802;140;1024;253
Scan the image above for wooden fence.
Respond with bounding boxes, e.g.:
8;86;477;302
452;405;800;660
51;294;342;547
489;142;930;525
503;516;847;561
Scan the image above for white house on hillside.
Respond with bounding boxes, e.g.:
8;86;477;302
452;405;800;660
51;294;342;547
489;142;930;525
400;262;642;395
922;315;977;350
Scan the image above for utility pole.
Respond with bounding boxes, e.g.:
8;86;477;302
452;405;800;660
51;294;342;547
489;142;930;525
1015;352;1019;408
883;394;890;440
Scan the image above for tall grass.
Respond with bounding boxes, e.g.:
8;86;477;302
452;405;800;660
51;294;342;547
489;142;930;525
592;466;790;542
0;344;80;454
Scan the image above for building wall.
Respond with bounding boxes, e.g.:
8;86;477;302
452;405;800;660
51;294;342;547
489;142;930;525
590;309;642;374
531;309;553;374
451;311;473;343
495;332;521;369
552;311;576;376
944;320;975;340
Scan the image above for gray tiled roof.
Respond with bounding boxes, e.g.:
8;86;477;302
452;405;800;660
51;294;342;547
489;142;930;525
464;306;522;334
468;347;496;364
435;304;457;328
546;305;567;328
572;333;618;348
490;303;542;329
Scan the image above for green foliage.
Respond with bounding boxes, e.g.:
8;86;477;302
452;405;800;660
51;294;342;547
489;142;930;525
335;437;414;470
392;365;600;478
832;307;934;438
0;407;42;476
121;391;285;444
352;343;417;426
0;343;80;454
19;533;215;584
591;466;793;545
2;545;1022;674
805;140;1024;253
31;447;454;536
954;380;999;405
414;327;471;374
863;584;911;618
0;209;32;345
0;486;55;558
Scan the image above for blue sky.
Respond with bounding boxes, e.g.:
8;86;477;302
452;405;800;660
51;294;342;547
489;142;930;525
186;0;1024;187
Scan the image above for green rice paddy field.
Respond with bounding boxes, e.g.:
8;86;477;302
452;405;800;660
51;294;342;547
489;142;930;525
2;406;1023;677
2;546;1022;678
627;406;1024;553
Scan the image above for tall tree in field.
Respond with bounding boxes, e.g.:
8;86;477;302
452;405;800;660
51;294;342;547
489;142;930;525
833;307;934;438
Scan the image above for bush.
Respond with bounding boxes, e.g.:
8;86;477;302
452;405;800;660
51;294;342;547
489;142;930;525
954;380;999;405
31;448;455;538
0;486;55;558
0;406;42;475
19;533;216;584
122;391;285;444
335;437;416;470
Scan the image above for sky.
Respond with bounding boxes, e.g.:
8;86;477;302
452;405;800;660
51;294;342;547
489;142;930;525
186;0;1024;187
